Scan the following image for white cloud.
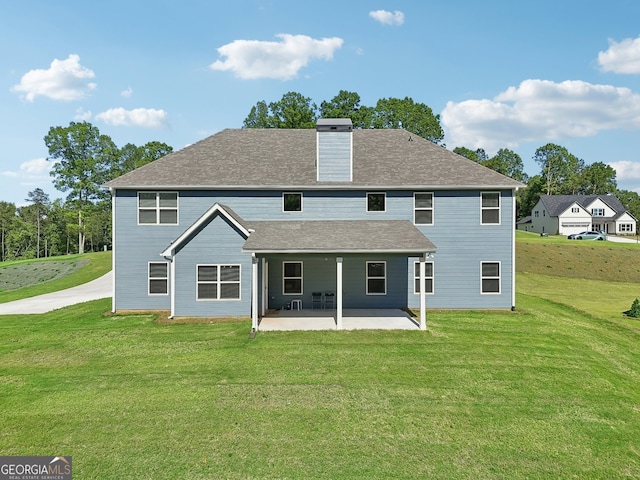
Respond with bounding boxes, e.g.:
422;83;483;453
441;79;640;152
598;36;640;74
20;158;52;175
121;86;133;98
11;54;96;102
369;10;405;26
74;107;92;121
1;158;52;184
210;34;344;80
95;107;169;128
608;160;640;181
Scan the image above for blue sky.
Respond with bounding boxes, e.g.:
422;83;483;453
3;0;640;205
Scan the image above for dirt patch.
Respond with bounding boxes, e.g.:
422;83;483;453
0;259;89;292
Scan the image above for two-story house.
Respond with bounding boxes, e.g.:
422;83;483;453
104;119;524;331
528;194;636;236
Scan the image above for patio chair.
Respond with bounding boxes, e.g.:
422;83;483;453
312;292;322;309
323;292;335;310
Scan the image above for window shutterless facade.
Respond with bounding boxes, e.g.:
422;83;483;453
197;265;241;300
283;192;302;212
367;192;386;212
283;261;303;295
413;261;434;294
481;192;500;224
414;192;433;225
481;261;501;294
148;262;169;295
366;261;386;295
138;192;178;224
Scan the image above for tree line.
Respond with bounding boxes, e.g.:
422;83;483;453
4;89;636;261
1;122;172;261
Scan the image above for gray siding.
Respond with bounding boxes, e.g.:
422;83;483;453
317;132;351;182
113;188;516;314
173;214;251;317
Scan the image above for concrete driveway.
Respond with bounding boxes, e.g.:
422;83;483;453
0;271;112;315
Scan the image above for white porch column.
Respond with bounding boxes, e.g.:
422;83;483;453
260;258;267;317
169;256;176;319
336;256;343;330
419;255;427;330
251;254;259;331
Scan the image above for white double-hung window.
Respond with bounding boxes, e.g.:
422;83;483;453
197;265;241;300
481;262;501;294
138;192;178;224
481;192;500;224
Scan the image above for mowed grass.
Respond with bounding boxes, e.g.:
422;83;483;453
0;251;111;303
516;231;640;330
1;239;640;478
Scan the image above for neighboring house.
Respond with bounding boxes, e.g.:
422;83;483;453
516;216;533;232
530;194;637;236
104;119;524;331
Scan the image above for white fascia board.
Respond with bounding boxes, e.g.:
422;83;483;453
161;203;250;257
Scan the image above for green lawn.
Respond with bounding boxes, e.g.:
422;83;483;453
1;294;639;479
1;241;639;478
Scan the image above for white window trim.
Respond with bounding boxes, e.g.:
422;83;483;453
148;261;169;296
366;192;386;213
480;261;501;295
282;192;303;213
282;261;303;295
480;192;501;225
592;208;605;217
366;261;387;295
413;261;434;295
138;192;179;225
414;192;434;225
619;223;633;232
196;264;242;301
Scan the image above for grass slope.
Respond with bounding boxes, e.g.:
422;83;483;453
0;237;639;478
0;251;111;303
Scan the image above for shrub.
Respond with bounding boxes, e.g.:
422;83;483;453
623;298;640;318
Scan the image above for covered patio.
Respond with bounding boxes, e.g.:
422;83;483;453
243;219;437;332
258;308;420;331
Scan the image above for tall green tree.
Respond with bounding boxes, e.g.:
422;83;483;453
243;92;318;129
112;141;173;178
25;188;50;258
518;175;546;219
578;161;617;194
453;147;488;163
319;90;373;127
44;121;117;254
533;143;583;195
0;201;16;262
368;97;444;144
484;149;528;183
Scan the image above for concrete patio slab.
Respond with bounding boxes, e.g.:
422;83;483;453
258;308;420;331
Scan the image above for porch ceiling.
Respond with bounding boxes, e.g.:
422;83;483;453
243;220;436;254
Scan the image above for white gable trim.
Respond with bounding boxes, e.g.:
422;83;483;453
160;203;250;258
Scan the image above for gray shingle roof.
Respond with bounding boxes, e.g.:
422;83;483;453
539;194;627;217
104;128;524;189
243;220;436;253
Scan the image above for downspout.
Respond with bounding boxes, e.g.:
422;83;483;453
110;188;116;313
512;188;518;310
251;254;259;332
